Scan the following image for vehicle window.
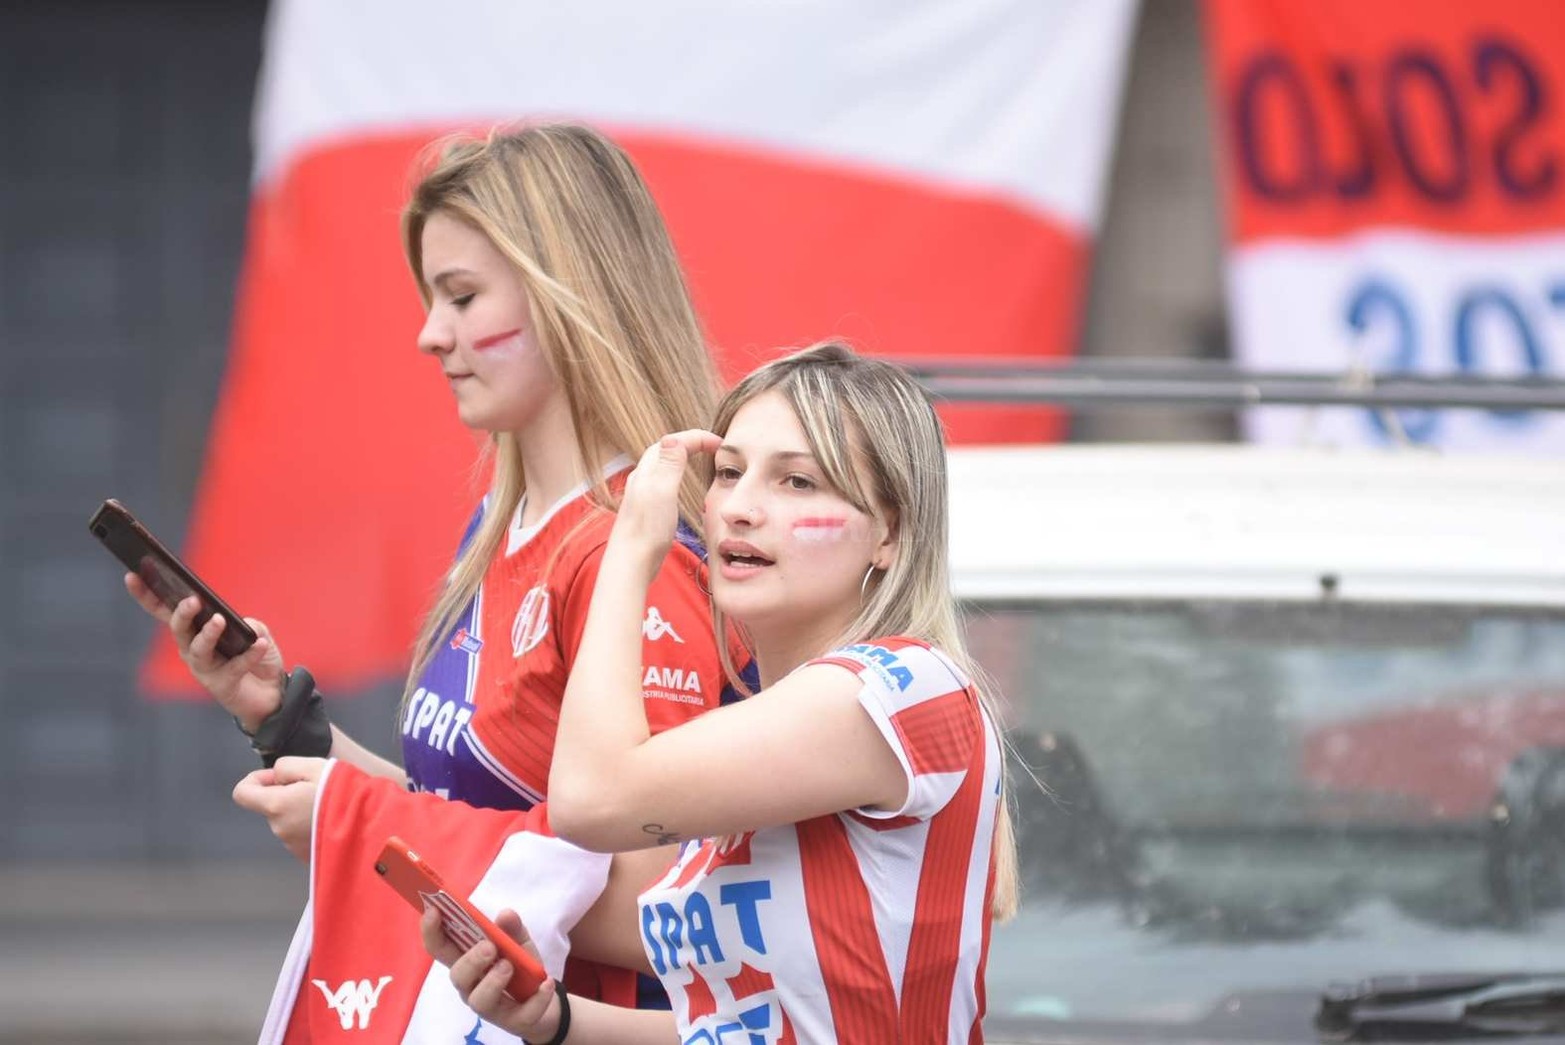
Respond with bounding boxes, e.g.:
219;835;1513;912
970;601;1565;1036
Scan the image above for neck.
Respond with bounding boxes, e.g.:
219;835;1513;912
746;608;859;689
510;399;604;527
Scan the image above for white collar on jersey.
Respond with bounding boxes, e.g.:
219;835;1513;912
506;454;633;557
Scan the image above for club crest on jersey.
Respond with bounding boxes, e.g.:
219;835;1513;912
642;605;685;643
512;586;550;656
449;627;483;655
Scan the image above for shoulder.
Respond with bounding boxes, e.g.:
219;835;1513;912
810;637;970;703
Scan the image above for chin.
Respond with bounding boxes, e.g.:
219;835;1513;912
709;585;782;626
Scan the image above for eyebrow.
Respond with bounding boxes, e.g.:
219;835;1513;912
426;267;478;292
717;445;818;464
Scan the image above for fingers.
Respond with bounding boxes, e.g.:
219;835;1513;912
434;911;557;1037
642;430;720;468
630;429;720;496
216;632;274;685
494;908;531;946
663;428;722;455
123;573;173;623
185;606;227;664
447;934;502;996
464;958;524;1016
420;905;469;966
230;774;315;862
271;756;325;785
230;768;278;812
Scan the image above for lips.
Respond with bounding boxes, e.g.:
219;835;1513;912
717;538;774;568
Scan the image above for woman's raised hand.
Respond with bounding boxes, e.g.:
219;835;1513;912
421;905;562;1039
615;430;721;566
124;572;286;731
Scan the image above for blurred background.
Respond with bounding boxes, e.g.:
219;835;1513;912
2;1;1559;1040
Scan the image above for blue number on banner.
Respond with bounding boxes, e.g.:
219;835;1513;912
1345;277;1439;443
1453;287;1546;426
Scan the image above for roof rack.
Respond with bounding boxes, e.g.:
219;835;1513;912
893;358;1565;411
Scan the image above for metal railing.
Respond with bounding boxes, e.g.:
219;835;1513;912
894;358;1565;412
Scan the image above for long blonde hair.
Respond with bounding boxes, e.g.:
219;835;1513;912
708;342;1020;920
401;123;719;702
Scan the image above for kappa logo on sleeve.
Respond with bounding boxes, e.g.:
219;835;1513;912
642;605;685;643
311;976;393;1030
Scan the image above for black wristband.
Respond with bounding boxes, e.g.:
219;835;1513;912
526;988;571;1045
246;667;333;768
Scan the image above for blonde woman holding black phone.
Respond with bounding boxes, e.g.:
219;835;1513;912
125;123;741;1013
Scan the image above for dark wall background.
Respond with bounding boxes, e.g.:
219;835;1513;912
0;1;398;862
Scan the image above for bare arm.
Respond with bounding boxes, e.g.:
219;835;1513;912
566;846;674;973
323;725;405;782
548;435;906;851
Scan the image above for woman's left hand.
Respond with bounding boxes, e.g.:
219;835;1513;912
616;429;721;567
231;756;326;862
422;905;561;1039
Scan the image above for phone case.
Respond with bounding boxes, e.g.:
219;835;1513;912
87;498;257;659
374;836;548;1000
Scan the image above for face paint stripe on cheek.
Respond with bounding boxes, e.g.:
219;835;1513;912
472;328;525;351
791;517;849;543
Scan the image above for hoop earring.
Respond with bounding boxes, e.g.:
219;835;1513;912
860;564;879;601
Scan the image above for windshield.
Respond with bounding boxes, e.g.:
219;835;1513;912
971;601;1565;1040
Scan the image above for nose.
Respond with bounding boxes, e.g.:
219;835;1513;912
717;476;764;529
416;307;452;356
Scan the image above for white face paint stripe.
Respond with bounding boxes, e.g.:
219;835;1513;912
791;518;849;543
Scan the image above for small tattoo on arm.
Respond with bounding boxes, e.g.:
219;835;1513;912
642;823;681;845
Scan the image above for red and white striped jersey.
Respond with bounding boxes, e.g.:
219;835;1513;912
637;637;1002;1044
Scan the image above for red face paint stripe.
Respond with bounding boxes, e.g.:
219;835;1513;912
472;328;523;350
791;517;846;530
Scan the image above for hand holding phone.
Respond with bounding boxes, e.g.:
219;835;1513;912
89;498;258;659
375;836;548;1001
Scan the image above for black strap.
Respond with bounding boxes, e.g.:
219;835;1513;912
246;666;333;767
526;988;571;1045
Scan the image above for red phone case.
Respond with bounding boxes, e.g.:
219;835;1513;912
373;836;548;1000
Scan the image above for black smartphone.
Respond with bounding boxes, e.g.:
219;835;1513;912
88;498;258;659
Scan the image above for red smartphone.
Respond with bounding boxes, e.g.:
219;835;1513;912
88;498;258;659
373;836;548;1000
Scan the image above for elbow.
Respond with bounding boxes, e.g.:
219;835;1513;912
547;779;628;852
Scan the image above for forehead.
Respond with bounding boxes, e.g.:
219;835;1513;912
420;212;504;278
721;391;810;453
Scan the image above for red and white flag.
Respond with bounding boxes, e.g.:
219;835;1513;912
258;761;611;1043
144;0;1139;695
1205;0;1565;454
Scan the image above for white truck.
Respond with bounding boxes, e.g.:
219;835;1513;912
949;443;1565;1043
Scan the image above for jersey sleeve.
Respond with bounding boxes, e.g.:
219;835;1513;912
559;540;726;734
812;640;981;821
